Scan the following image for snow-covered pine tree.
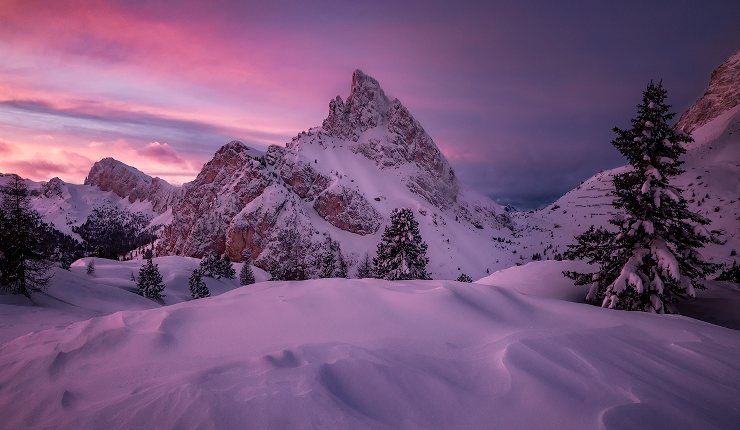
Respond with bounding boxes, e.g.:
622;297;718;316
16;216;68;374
217;254;236;279
0;176;52;297
272;227;308;281
137;258;166;300
356;253;374;278
199;251;221;278
373;208;430;280
336;245;348;278
239;254;255;285
564;82;720;313
320;237;337;278
188;269;210;299
86;259;95;275
457;273;473;282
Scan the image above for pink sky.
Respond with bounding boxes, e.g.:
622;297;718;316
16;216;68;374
1;0;737;207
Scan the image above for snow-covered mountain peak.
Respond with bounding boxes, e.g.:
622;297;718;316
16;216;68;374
676;49;740;133
158;70;512;278
85;157;180;213
322;69;393;138
87;157;152;185
308;70;460;209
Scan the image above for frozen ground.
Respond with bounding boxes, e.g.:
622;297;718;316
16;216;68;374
0;257;738;429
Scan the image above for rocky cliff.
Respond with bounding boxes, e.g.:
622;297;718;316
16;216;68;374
157;70;512;278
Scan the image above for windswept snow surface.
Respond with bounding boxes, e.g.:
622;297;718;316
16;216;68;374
477;260;592;302
1;273;738;429
0;257;268;343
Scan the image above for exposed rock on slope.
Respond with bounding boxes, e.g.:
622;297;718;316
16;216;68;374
85;157;180;213
676;49;740;133
158;70;512;278
322;70;459;209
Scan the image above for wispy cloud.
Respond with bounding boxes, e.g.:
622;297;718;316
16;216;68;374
137;142;187;167
0;0;737;206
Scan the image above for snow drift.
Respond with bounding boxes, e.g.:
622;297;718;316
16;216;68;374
1;275;738;429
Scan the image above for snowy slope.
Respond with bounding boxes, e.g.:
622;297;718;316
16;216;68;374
0;274;738;429
511;105;740;266
478;260;740;329
0;257;269;343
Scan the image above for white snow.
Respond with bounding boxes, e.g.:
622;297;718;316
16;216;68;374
0;256;269;343
476;260;592;302
0;260;738;429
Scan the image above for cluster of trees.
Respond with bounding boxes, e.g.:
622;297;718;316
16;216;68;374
198;251;236;280
321;237;348;278
0;176;168;300
73;205;156;260
187;251;255;300
268;208;432;282
564;82;722;314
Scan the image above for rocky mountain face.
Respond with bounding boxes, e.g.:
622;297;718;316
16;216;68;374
85;157;180;213
320;70;459;209
676;49;739;133
157;70;512;278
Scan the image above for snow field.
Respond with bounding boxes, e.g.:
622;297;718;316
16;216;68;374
0;268;738;429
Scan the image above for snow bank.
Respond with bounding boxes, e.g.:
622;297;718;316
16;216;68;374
1;277;738;429
476;260;592;302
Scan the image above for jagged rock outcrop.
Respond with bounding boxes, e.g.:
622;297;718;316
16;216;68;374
84;157;180;213
42;177;68;199
158;70;511;278
159;142;273;257
314;185;381;235
676;50;740;133
321;70;459;209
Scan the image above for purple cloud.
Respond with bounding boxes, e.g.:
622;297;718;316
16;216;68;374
136;142;187;167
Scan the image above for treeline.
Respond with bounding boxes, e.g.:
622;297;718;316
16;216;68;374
270;207;434;282
0;176;159;298
73;206;157;259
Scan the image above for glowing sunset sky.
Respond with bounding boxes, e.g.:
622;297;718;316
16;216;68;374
0;1;738;208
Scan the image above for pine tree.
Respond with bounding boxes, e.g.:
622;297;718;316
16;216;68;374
716;261;739;283
137;258;166;300
86;259;95;275
199;251;221;278
336;246;348;278
239;255;255;285
457;273;473;282
143;248;154;260
320;237;337;278
373;208;430;280
188;269;210;299
272;227;308;281
564;82;720;313
0;176;52;297
217;254;236;280
356;253;374;278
